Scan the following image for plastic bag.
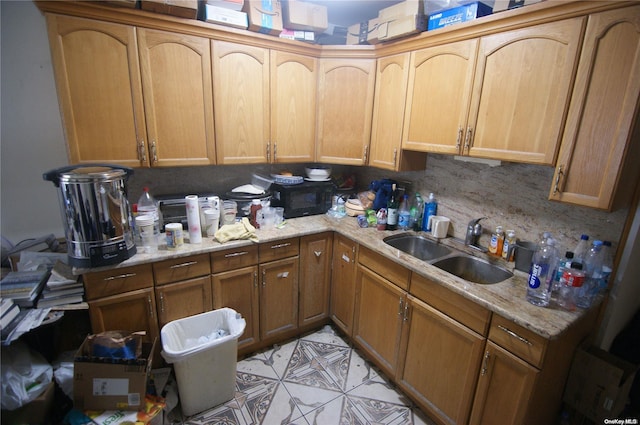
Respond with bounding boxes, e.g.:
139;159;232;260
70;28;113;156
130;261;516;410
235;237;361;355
0;341;53;410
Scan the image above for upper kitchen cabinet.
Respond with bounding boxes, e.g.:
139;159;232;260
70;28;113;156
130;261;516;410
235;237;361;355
212;41;270;164
137;29;216;167
270;51;318;163
46;15;146;167
403;18;584;165
370;53;427;171
316;58;376;165
549;5;640;210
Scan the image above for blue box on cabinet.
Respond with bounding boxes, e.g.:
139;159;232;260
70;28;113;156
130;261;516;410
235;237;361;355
427;2;492;31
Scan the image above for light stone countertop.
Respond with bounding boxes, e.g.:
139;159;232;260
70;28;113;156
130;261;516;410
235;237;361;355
78;215;597;340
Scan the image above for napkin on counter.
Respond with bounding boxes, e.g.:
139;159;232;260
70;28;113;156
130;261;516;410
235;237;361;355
214;218;259;243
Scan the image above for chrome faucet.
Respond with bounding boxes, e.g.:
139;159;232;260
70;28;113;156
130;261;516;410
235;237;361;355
465;217;487;250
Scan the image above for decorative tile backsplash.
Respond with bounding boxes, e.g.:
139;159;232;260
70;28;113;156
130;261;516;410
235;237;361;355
130;154;627;257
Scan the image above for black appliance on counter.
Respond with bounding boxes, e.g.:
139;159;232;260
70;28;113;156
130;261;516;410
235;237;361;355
157;193;218;231
270;180;334;218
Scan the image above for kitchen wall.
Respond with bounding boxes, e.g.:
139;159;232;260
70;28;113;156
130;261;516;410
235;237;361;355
1;1;638;350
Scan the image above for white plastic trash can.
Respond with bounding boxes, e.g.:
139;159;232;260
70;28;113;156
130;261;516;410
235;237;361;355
161;307;246;416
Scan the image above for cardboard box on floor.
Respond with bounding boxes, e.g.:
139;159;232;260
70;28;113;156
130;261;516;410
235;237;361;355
74;337;157;411
1;381;55;425
563;344;639;423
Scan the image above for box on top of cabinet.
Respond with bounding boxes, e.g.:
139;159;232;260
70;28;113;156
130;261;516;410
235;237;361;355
206;0;244;11
377;14;427;42
283;0;328;33
140;0;198;19
347;19;377;45
492;0;544;12
243;0;283;35
378;0;424;20
205;4;249;29
427;1;492;31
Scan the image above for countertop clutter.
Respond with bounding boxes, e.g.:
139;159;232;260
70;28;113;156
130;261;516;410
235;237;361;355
77;214;594;340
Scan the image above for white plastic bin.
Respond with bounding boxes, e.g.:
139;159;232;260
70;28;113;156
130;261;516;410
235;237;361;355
161;307;246;416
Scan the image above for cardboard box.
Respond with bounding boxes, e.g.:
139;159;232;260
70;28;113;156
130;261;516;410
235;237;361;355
102;0;138;8
243;0;283;36
377;14;427;42
205;4;249;29
378;0;424;20
283;0;328;32
206;0;244;11
1;381;55;425
427;2;492;31
140;0;198;19
563;344;639;423
279;28;315;42
492;0;544;12
73;337;156;411
347;21;370;45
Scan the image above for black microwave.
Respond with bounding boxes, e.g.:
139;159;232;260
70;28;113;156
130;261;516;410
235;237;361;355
270;181;334;218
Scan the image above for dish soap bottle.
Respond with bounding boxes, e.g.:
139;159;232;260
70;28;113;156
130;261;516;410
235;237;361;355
422;193;437;232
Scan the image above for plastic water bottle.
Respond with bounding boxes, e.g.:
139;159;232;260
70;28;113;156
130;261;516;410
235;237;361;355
137;187;162;245
600;241;613;289
557;262;586;311
410;193;424;231
398;195;410;230
552;251;574;293
577;240;603;308
573;234;590;263
526;233;556;307
422;193;438;232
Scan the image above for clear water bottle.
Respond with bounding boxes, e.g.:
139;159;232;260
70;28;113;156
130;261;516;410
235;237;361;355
398;195;410;230
577;240;603;308
557;262;586;311
573;234;590;263
137;187;161;245
410;193;424;231
552;251;574;293
526;233;556;307
600;241;613;289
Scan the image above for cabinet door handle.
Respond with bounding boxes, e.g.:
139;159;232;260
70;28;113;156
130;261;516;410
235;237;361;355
314;251;323;257
270;242;291;250
253;270;258;288
363;145;368;163
103;273;137;281
138;140;147;164
456;127;463;151
147;295;154;319
481;350;490;376
266;143;271;162
273;142;277;162
150;140;158;164
497;324;533;346
464;127;473;152
225;251;249;258
262;269;266;286
403;301;409;322
553;165;564;194
159;293;165;313
392;148;397;168
398;298;404;317
170;261;198;269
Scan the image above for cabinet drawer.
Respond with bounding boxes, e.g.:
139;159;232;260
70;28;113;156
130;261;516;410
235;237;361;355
410;273;491;336
259;238;299;262
84;264;154;301
358;245;410;290
211;245;259;273
489;314;548;368
153;254;211;285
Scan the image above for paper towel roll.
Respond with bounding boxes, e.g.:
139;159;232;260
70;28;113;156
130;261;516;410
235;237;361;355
185;195;202;244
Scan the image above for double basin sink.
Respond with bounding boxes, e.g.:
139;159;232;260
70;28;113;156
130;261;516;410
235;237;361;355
383;233;513;285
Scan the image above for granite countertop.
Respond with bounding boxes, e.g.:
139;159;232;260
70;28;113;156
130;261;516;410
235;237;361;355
78;215;595;340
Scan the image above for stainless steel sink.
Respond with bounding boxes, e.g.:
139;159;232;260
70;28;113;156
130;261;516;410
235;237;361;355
383;234;452;262
431;255;513;284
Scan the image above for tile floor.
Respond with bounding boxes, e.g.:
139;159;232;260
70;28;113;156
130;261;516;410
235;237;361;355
176;325;436;425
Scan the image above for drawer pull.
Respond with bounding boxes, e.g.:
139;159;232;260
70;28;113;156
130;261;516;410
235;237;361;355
498;325;533;346
170;261;198;269
224;251;249;258
103;273;137;281
270;242;291;250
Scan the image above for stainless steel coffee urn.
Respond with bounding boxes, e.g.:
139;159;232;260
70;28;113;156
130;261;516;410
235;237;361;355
43;165;136;268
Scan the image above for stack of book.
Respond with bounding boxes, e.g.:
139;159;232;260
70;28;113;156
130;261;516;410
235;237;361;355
36;261;84;308
0;297;20;330
0;269;49;308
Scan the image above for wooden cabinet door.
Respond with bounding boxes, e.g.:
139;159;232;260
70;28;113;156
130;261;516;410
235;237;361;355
467;18;584;164
316;58;376;165
155;276;212;328
397;295;485;425
469;341;538;425
402;39;478;155
353;265;405;379
88;288;159;343
299;232;332;328
270;50;317;163
550;5;640;210
212;265;259;350
260;257;299;341
46;15;146;166
330;234;358;336
137;29;216;167
370;53;427;171
212;40;269;164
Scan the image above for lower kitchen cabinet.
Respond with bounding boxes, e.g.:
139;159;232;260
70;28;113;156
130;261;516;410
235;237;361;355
155;276;212;329
397;295;485;425
299;232;333;330
259;256;299;341
469;341;538;425
211;245;260;351
330;234;358;336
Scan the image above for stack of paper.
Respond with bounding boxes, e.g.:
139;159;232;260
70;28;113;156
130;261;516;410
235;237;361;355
37;261;84;309
0;269;49;307
0;297;20;330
